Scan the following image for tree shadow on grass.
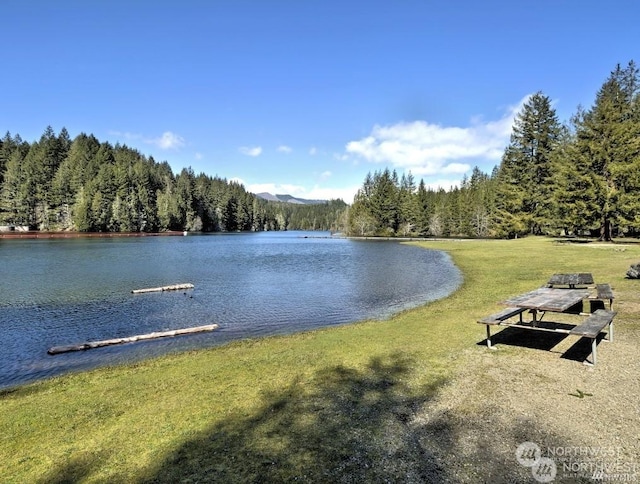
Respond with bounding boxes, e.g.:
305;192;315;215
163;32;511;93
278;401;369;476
37;450;111;484
35;351;586;483
143;352;447;483
136;352;568;483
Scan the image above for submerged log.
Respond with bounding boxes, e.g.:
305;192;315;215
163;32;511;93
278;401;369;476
48;324;219;355
132;283;195;294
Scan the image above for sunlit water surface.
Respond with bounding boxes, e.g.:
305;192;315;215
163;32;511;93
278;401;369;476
0;231;461;388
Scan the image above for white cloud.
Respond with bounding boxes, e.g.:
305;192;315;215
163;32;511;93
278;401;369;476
319;170;332;180
277;145;293;153
345;95;529;175
108;130;185;150
154;131;185;150
239;146;263;157
309;146;318;156
194;152;203;160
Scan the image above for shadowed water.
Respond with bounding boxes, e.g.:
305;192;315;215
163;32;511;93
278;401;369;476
0;231;461;388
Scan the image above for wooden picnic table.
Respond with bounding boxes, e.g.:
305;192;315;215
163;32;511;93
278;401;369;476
479;284;615;365
546;272;594;288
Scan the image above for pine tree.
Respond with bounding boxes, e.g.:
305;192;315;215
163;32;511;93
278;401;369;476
571;61;640;240
494;92;562;237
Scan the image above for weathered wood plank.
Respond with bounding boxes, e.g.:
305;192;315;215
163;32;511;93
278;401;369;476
48;324;218;355
547;273;594;287
478;307;526;325
503;287;589;312
596;283;614;300
570;310;616;338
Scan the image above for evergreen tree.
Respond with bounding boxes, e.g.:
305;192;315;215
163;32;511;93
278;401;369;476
0;146;29;225
571;61;640;240
0;132;18;188
494;92;562;237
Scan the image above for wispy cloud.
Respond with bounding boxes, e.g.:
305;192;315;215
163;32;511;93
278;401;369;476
108;130;185;150
345;95;529;176
319;170;332;180
309;146;318;156
239;146;263;157
154;131;185;150
277;145;292;153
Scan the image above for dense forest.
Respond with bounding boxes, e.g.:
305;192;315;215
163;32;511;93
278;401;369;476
347;61;640;240
2;61;638;239
0;130;348;233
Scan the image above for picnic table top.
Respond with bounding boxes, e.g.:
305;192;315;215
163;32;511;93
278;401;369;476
502;287;590;312
547;272;594;287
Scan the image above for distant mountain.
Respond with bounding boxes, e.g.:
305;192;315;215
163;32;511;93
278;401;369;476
256;193;326;205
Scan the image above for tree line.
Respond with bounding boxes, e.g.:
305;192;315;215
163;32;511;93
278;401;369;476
3;61;637;239
0;130;347;233
347;61;640;240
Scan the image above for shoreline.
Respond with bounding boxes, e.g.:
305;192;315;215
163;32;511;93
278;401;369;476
0;230;185;239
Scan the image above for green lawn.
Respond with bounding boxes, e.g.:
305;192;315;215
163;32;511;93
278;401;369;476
1;237;638;483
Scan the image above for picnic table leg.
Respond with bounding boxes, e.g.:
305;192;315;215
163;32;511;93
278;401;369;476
591;339;597;366
607;320;614;343
485;325;493;349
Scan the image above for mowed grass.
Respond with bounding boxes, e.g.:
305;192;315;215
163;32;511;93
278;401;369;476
1;237;638;483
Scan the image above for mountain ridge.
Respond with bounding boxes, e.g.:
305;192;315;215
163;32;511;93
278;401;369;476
255;192;326;205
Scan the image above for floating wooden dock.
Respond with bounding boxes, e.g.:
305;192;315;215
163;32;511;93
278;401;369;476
48;324;219;355
132;283;194;294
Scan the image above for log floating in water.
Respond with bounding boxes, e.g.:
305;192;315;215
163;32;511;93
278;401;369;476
48;324;219;355
131;283;195;294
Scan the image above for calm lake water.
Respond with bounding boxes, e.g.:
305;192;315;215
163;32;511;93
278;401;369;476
0;231;461;389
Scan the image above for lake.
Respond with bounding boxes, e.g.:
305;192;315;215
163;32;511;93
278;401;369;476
0;231;461;389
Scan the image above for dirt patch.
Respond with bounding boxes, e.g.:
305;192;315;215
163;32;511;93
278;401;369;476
411;304;640;482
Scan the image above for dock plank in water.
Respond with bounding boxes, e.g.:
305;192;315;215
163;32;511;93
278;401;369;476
48;324;218;355
131;283;194;294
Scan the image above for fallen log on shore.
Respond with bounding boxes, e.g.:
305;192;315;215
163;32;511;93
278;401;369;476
48;324;219;355
132;283;194;294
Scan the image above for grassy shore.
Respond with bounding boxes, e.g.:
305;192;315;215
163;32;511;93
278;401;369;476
1;237;639;483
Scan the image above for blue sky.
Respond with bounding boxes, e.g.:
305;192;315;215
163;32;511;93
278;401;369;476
2;1;638;202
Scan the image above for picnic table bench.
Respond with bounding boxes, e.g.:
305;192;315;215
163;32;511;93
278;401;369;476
478;307;527;350
569;309;616;366
591;283;615;309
